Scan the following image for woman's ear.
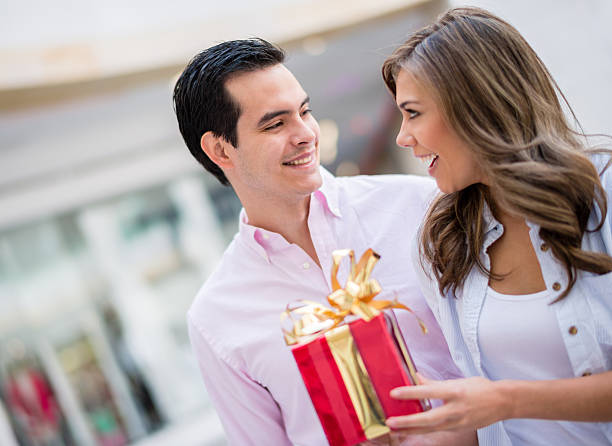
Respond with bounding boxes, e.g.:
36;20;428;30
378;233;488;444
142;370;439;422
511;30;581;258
201;132;234;169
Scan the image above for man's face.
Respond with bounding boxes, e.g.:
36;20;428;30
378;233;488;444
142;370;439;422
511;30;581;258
223;64;322;208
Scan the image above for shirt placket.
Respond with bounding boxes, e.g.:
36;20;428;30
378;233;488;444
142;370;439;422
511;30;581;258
307;194;341;292
467;222;503;375
267;242;330;307
529;225;594;377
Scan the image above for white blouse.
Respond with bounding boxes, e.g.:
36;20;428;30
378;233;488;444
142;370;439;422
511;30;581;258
479;286;609;445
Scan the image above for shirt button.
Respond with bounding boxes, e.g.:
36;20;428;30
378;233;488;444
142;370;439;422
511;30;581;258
540;243;549;252
262;233;270;240
302;262;310;270
552;282;561;291
582;371;592;377
568;325;578;335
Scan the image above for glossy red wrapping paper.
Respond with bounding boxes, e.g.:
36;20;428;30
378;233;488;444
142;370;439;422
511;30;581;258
292;312;427;446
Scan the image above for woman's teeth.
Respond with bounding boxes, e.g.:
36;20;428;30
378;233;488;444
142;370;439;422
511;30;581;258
285;155;312;166
419;153;439;167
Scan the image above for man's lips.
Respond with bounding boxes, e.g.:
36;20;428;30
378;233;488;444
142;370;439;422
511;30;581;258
282;150;316;166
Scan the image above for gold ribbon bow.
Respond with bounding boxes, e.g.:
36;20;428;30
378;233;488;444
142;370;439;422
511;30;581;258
282;249;426;345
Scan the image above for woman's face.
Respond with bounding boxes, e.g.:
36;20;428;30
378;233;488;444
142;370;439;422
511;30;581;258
394;69;486;193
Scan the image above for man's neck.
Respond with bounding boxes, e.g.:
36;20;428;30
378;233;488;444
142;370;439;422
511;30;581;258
243;196;321;268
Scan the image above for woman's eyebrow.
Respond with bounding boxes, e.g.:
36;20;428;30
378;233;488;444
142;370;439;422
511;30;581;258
398;99;420;108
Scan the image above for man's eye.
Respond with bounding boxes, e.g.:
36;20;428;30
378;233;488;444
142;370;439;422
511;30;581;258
265;121;283;131
301;108;312;116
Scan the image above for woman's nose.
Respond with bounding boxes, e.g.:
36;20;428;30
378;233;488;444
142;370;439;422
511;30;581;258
396;127;416;149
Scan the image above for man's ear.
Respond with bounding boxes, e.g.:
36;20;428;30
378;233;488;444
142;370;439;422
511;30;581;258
201;132;234;169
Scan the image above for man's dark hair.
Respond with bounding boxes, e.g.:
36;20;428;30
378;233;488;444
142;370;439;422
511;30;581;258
173;38;285;185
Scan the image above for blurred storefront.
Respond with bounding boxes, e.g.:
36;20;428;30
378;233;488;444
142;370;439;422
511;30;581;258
0;175;233;445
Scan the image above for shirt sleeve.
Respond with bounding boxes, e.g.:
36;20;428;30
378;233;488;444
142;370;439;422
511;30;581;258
187;313;293;446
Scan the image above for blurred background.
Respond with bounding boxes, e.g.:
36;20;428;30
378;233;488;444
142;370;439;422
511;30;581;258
0;0;610;444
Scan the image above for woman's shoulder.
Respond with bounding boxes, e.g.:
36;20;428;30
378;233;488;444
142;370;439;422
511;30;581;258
588;150;612;182
585;150;612;255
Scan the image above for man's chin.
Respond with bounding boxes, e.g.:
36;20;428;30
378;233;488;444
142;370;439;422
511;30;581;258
309;170;323;191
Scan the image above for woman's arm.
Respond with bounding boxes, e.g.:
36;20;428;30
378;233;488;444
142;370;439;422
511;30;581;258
385;371;612;434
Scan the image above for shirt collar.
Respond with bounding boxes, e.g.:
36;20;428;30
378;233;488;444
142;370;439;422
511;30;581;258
238;209;271;262
482;201;499;233
482;200;504;249
483;200;539;233
314;166;342;218
238;166;342;259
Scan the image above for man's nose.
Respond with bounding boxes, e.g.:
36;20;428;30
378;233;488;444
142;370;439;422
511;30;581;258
291;119;317;146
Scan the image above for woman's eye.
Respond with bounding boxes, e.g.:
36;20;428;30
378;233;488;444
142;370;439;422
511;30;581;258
301;108;312;116
406;109;419;119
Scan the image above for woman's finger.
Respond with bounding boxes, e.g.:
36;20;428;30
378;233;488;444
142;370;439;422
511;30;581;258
386;406;452;430
390;383;453;401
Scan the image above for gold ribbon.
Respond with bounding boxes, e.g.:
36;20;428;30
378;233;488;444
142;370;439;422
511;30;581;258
325;325;390;439
282;249;426;346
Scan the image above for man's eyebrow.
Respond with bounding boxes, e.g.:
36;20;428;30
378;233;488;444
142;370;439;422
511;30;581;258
257;96;310;127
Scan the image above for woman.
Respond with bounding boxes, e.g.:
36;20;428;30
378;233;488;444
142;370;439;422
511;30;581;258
381;7;612;445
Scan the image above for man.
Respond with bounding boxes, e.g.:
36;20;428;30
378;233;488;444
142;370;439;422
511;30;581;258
173;38;475;445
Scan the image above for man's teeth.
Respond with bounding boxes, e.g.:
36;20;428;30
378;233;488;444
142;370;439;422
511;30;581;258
285;155;313;166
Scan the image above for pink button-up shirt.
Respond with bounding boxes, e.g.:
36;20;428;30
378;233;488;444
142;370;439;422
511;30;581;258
187;168;461;445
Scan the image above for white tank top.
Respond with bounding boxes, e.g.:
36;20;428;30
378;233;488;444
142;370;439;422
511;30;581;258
478;286;609;445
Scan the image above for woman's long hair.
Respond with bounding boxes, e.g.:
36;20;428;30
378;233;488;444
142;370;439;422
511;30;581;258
382;7;612;299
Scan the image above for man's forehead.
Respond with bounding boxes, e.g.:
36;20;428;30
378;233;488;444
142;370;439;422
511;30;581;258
225;65;308;118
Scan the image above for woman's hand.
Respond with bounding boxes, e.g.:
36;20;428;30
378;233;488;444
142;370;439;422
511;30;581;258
359;432;406;446
386;374;513;434
360;429;477;446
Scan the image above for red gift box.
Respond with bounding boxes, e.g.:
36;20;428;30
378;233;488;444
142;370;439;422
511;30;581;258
292;312;430;446
283;249;430;446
